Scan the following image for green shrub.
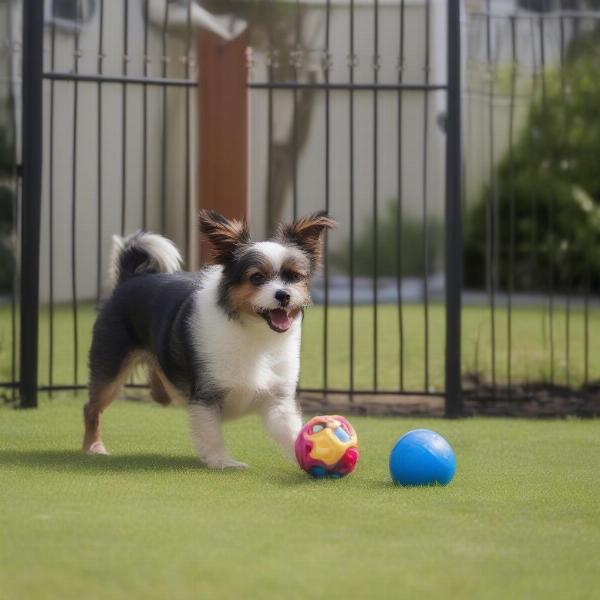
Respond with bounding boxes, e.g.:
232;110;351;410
464;31;600;292
330;200;442;278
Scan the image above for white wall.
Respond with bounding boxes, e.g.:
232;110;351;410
248;0;448;270
7;0;586;303
32;0;198;302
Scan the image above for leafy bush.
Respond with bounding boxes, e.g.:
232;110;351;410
464;31;600;292
330;200;442;278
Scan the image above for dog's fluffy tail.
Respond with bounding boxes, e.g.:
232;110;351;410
109;231;183;289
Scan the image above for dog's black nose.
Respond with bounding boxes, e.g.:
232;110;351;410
275;290;291;307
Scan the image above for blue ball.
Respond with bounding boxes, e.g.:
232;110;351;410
389;429;456;486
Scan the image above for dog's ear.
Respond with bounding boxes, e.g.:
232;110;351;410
199;210;250;264
277;211;336;268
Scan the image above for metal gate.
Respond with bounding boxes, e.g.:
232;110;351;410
245;0;462;414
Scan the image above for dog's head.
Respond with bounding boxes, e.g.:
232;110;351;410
199;210;336;333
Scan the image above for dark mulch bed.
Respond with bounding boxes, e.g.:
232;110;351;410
461;374;600;418
299;376;600;418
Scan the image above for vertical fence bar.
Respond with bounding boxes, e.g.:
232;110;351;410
372;0;379;391
184;0;192;263
48;16;56;394
445;0;463;417
323;0;331;393
485;3;496;396
266;86;273;233
70;5;83;387
160;2;169;234
19;0;44;408
507;16;517;395
559;15;571;387
539;14;555;385
266;18;274;234
142;0;149;230
527;18;539;377
11;170;19;401
292;0;300;221
422;0;431;391
121;0;129;236
96;0;105;302
123;2;132;387
11;179;18;400
396;0;406;391
577;15;590;387
348;0;355;398
8;45;20;398
584;266;589;386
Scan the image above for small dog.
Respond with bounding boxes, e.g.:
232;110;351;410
83;210;335;468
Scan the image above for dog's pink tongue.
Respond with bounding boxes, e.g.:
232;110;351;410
270;309;292;331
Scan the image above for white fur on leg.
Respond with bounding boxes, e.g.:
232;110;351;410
188;403;248;469
262;400;303;460
86;441;109;456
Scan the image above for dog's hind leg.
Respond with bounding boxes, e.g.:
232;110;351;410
84;331;138;455
83;378;124;455
148;368;172;406
147;357;188;406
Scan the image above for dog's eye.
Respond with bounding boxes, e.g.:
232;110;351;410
282;270;302;283
249;273;266;286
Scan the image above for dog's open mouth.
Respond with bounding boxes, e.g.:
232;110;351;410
259;308;295;333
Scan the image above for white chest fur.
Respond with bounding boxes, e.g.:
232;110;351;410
189;268;301;416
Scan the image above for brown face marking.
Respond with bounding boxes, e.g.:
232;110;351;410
227;281;262;316
281;255;310;281
276;211;336;269
245;265;274;284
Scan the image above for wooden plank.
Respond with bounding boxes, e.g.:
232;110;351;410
197;29;249;264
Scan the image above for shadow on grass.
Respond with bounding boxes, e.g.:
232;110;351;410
0;449;354;487
0;449;207;473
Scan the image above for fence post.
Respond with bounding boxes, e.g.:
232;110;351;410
445;0;463;417
19;0;44;408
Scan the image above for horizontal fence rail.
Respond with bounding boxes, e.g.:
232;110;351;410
42;72;197;87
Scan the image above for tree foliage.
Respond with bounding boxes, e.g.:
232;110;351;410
464;31;600;292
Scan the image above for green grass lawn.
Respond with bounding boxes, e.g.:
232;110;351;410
1;399;599;599
1;301;598;392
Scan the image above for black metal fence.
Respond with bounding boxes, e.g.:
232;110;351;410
2;0;196;403
1;1;598;416
462;6;599;412
245;0;461;414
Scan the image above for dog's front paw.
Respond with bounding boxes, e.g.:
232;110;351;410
205;457;249;470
